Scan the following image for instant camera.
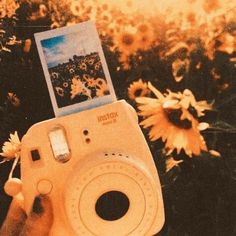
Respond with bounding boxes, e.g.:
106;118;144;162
20;22;164;236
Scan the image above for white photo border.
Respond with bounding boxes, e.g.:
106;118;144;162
34;21;116;117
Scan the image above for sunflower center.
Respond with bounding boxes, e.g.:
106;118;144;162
188;105;198;119
164;108;192;129
104;90;110;95
122;34;134;46
134;88;143;97
140;36;149;43
138;24;148;33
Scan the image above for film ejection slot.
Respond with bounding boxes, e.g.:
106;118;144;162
48;126;70;163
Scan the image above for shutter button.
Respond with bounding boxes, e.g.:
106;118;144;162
37;179;53;195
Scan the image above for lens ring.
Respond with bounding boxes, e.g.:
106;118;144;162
65;157;159;235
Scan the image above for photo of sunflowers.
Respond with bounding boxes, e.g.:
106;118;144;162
0;0;236;235
48;51;110;107
39;25;112;109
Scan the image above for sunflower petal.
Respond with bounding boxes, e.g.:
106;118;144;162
140;115;159;128
209;149;221;157
198;122;210;131
147;82;164;100
162;99;180;109
136;97;158;104
166;157;183;172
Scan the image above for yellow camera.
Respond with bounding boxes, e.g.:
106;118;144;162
20;100;164;236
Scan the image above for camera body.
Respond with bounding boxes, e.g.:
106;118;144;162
20;100;164;236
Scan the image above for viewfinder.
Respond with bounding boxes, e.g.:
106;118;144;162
48;126;70;163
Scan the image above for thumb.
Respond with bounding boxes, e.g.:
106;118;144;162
19;195;53;236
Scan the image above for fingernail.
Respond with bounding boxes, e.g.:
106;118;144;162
32;196;44;215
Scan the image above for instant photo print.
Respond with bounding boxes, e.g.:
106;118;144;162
35;21;116;117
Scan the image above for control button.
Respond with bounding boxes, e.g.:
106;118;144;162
37;179;53;195
31;149;41;161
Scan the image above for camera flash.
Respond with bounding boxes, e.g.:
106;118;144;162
48;127;70;162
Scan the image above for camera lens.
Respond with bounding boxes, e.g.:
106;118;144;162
95;191;130;221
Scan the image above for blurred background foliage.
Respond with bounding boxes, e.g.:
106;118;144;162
0;0;236;235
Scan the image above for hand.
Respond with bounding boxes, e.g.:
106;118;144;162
0;194;53;236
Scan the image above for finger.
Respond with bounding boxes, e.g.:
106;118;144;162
19;195;53;236
0;193;27;236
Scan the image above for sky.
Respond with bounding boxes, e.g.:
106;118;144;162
41;32;95;68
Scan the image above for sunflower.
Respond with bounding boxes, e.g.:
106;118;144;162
87;80;97;88
186;12;196;26
83;74;96;88
96;7;112;28
112;27;140;68
137;22;154;50
101;21;119;37
69;68;75;74
30;4;48;21
217;32;235;54
165;42;189;58
96;78;106;87
81;87;92;99
94;61;102;71
96;80;110;97
128;79;150;100
70;77;91;99
117;30;138;53
88;58;95;65
70;1;81;16
84;56;90;63
136;83;212;157
51;21;60;29
202;0;220;13
1;131;21;161
137;23;149;34
7;92;20;107
79;62;87;71
83;73;92;81
86;78;97;88
63;82;69;88
138;34;153;50
51;72;59;80
172;58;190;82
70;77;84;99
55;87;64;97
